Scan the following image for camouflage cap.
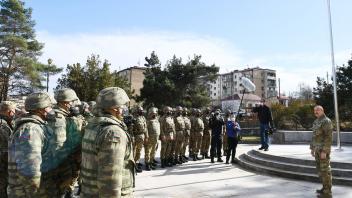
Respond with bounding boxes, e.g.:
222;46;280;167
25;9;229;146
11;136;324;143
25;92;56;111
148;107;158;115
55;88;79;102
0;101;17;111
96;87;130;109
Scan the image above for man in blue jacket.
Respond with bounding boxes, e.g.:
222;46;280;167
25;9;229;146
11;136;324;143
225;117;241;164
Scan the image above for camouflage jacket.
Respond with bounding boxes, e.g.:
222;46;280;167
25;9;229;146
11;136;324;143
174;115;185;132
132;115;148;138
81;114;135;197
183;116;191;136
147;118;160;137
0;116;12;155
8;114;54;196
202;114;211;130
160;115;175;138
310;115;333;153
191;117;205;133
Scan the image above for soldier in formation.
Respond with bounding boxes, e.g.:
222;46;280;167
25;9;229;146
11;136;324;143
132;106;148;173
0;101;16;197
145;107;160;170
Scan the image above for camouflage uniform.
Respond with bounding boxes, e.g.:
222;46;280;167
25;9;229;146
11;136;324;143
182;108;191;160
160;106;175;167
81;87;135;197
145;107;160;170
201;108;211;158
7;92;57;197
190;109;204;160
132;107;148;165
174;106;185;163
310;114;333;196
0;101;16;197
49;88;85;196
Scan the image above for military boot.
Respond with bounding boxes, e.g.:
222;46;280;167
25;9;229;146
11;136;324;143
193;154;197;161
136;166;143;173
211;157;215;163
183;155;189;161
217;157;224;162
201;154;205;159
226;155;230;164
205;153;210;159
196;154;202;160
179;156;185;163
145;163;151;171
150;163;156;170
153;159;159;164
161;159;166;168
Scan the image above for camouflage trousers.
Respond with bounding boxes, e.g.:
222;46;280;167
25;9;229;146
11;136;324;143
0;153;8;196
181;131;190;156
190;132;203;155
133;135;145;162
175;130;185;156
144;136;158;163
160;134;174;160
315;152;332;192
201;129;211;155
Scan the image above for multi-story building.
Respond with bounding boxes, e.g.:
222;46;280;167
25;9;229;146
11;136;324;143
207;67;277;106
117;66;146;106
205;74;222;106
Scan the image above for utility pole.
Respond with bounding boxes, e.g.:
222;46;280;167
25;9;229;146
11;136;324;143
46;59;52;92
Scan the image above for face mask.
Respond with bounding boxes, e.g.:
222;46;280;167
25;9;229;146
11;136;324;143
46;110;56;121
151;115;156;119
69;106;80;116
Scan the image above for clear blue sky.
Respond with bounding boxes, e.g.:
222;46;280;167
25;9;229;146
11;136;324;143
25;0;352;94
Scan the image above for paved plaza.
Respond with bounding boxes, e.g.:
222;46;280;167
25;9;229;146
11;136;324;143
134;144;352;198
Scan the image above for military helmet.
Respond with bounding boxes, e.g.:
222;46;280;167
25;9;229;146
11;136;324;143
148;107;158;115
25;92;56;111
55;88;79;102
175;106;183;113
136;105;144;112
163;106;172;113
183;107;188;113
88;101;96;107
96;87;130;109
0;101;17;111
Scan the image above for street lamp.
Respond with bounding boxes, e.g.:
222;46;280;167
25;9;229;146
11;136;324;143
326;0;341;150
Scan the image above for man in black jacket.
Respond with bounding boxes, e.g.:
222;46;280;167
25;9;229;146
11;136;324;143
209;109;225;163
252;99;273;151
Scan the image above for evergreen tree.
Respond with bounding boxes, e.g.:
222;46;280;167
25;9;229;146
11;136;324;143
0;0;44;101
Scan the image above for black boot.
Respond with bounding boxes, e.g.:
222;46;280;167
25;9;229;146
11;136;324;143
202;154;205;159
217;157;224;162
193;154;197;161
161;159;166;168
179;156;185;163
183;155;189;160
76;183;81;196
226;156;230;164
153;159;159;164
167;158;173;167
196;154;202;160
172;157;177;165
145;163;151;171
205;153;210;159
176;157;182;165
211;157;215;163
136;166;143;173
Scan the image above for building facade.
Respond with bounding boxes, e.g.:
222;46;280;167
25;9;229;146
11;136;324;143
117;66;146;106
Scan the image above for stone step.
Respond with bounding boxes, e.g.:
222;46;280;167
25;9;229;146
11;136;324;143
244;151;352;178
238;152;352;186
251;150;352;170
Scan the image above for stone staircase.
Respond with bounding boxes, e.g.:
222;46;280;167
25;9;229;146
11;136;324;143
238;150;352;186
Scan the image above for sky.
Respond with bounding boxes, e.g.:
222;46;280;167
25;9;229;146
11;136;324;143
25;0;352;95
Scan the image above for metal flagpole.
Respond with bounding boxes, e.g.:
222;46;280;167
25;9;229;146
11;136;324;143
326;0;341;150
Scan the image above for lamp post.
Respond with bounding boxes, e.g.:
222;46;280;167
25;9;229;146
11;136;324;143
326;0;341;150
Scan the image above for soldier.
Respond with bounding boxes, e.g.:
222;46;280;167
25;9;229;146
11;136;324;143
201;107;212;159
0;101;16;197
310;105;333;198
132;106;148;173
8;92;56;197
81;87;134;197
145;107;160;170
190;109;204;161
159;106;175;167
181;107;191;162
80;101;94;120
173;106;185;164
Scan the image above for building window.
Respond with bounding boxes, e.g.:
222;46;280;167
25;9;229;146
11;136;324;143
261;86;264;91
214;93;216;96
214;87;216;90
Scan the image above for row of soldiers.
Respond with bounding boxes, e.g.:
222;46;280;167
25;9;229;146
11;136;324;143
128;105;233;172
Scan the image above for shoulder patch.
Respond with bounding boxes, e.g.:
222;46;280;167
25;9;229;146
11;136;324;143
19;128;31;140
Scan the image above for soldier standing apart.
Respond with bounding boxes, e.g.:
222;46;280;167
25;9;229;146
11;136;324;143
145;107;160;171
201;107;212;159
174;106;186;164
252;98;273;151
210;109;225;163
190;109;204;161
310;105;333;198
81;87;135;197
0;101;16;197
8;92;56;197
133;106;148;173
181;108;191;162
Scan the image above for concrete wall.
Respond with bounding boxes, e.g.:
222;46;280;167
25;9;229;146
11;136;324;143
272;130;352;144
